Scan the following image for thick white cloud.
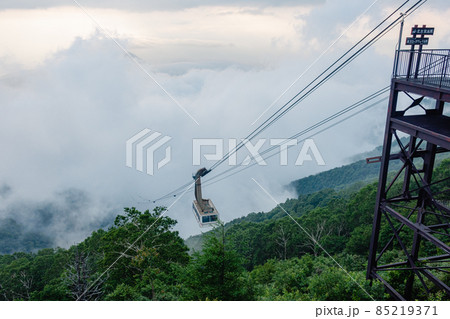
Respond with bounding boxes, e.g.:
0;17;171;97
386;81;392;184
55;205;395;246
1;0;449;242
0;33;389;240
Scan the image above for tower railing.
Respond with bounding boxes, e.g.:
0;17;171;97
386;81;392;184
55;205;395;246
393;49;450;89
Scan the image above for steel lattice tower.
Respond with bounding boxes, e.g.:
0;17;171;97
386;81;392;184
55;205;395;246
367;30;450;300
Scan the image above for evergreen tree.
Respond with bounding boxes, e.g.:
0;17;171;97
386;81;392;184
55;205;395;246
185;223;250;300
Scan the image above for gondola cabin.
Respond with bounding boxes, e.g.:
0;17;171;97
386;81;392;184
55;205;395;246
193;199;218;226
192;168;219;227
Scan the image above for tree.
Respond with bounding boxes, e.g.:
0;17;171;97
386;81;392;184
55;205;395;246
275;225;290;260
29;248;71;300
306;267;386;301
0;253;34;300
345;225;372;255
185;223;250;300
301;220;331;257
104;284;143;301
64;247;105;301
250;256;314;300
96;207;189;300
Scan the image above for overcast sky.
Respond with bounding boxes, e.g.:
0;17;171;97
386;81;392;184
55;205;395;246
1;0;449;243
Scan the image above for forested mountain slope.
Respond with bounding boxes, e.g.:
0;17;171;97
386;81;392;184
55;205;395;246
0;157;448;300
288;138;448;196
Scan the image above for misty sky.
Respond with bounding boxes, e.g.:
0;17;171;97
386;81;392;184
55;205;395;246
1;0;450;244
